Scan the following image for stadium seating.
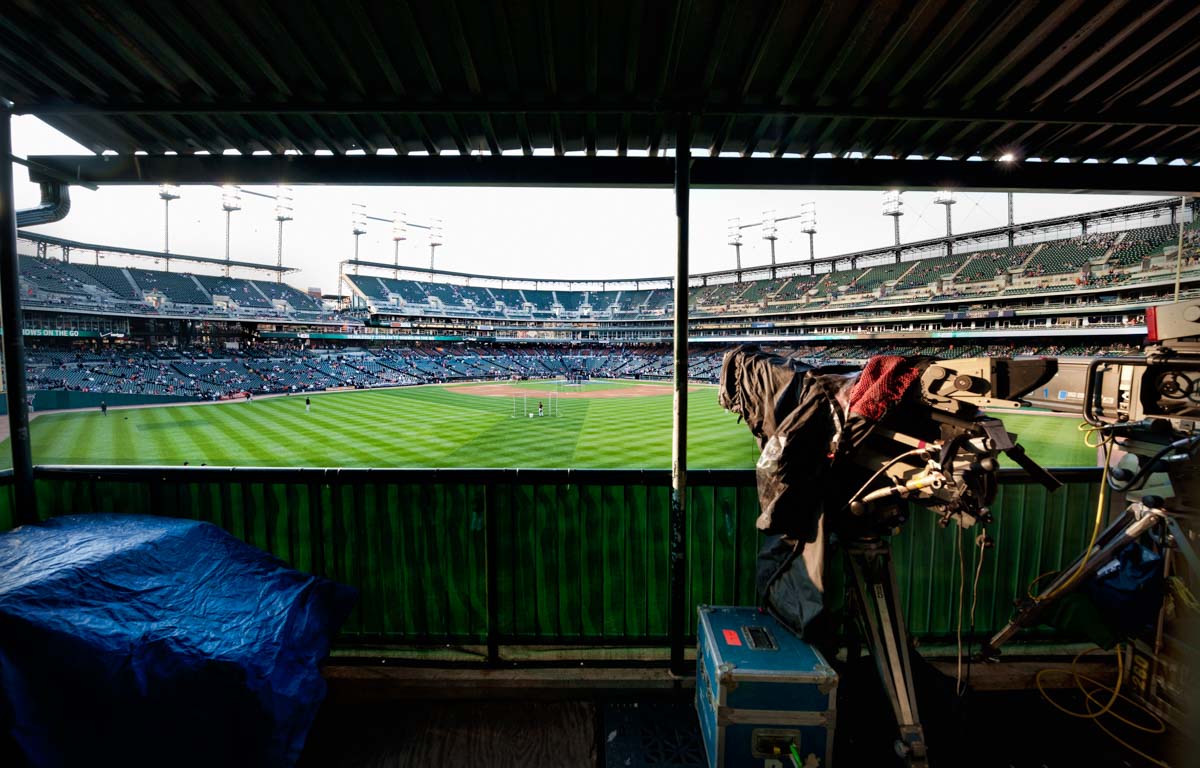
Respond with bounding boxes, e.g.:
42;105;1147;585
735;278;777;303
643;290;672;310
585;291;620;310
956;246;1033;282
820;265;862;292
893;254;965;290
1106;223;1177;267
456;285;495;308
22;338;1148;402
1023;234;1116;276
13;202;1199;338
554;290;584;311
346;275;389;303
616;289;651;311
853;261;910;292
418;281;462;307
195;276;272;308
20;256;89;297
771;273;822;301
77;264;139;299
253;280;323;312
377;277;429;304
520;289;556;311
129;268;209;304
487;287;525;308
691;281;744;306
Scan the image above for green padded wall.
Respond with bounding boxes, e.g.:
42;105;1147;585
13;467;1103;648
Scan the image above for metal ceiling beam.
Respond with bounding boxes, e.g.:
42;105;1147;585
1073;3;1200;104
147;3;252;95
489;0;531;155
1031;0;1166;103
13;100;1199;130
27;154;1200;194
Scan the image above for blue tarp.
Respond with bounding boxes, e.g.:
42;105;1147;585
0;514;356;768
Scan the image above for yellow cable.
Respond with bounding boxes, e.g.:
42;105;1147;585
1036;437;1114;603
1027;570;1060;599
1167;576;1200;614
1035;645;1170;767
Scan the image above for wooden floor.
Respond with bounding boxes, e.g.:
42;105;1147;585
301;655;1186;768
298;699;596;768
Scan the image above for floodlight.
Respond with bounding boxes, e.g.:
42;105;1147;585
429;218;444;246
727;217;743;246
761;210;778;240
221;184;241;212
274;185;294;222
799;201;817;234
882;190;903;216
158;184;180;201
351;202;367;235
392;210;407;242
934;189;957;205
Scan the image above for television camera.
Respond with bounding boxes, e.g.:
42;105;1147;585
720;347;1059;766
982;301;1200;733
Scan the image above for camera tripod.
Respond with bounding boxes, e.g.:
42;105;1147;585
842;535;929;767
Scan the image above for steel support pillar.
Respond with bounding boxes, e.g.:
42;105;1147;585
0;113;37;520
668;114;690;676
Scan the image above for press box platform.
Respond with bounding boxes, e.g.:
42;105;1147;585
696;605;837;768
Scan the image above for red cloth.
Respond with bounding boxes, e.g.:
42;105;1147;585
847;355;923;421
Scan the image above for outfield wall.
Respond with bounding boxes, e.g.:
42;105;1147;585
0;465;1107;661
6;391;197;416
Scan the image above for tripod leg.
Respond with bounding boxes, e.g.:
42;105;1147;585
846;540;928;767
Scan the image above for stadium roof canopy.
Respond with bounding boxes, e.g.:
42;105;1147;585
4;0;1200;192
19;230;297;274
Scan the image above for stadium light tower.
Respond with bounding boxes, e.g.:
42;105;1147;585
158;184;180;272
392;210;407;278
935;189;957;255
428;218;444;272
351;202;367;275
882;190;903;262
726;217;743;280
799;202;817;261
274;186;294;284
1007;191;1015;248
221;185;242;277
762;210;779;279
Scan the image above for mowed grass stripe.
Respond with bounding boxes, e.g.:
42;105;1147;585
448;400;590;468
29;412;92;464
253;391;507;466
208;403;355;466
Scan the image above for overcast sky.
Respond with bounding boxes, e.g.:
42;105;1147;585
11;116;1168;294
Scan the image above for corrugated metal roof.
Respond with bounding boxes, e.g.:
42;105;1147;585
2;0;1199;163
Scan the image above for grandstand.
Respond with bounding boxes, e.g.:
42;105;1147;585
13;196;1199;354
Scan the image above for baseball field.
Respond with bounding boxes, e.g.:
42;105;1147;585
11;379;1098;469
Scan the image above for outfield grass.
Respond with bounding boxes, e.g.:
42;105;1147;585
5;382;1098;469
989;412;1098;468
457;379;645;393
16;382;759;469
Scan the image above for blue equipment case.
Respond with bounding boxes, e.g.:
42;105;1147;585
696;605;838;768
